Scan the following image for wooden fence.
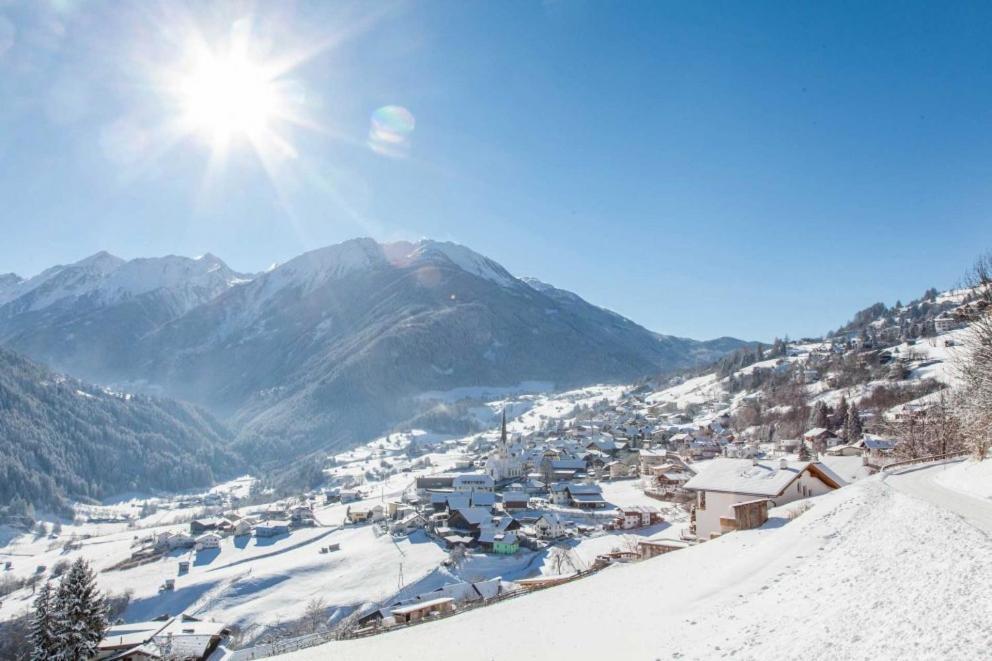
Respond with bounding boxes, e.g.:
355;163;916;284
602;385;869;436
880;449;971;473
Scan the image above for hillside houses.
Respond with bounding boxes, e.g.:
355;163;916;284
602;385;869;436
96;614;229;660
684;458;845;540
549;483;607;509
358;577;516;628
614;506;664;530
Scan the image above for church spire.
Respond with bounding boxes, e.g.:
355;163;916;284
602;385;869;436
500;407;507;445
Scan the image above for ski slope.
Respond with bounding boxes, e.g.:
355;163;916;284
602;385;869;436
275;465;992;660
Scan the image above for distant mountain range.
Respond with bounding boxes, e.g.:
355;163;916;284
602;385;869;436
0;238;749;462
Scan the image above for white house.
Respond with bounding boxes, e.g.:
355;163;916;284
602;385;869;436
684;458;844;540
452;474;495;493
161;532;194;550
195;533;222;551
934;314;960;333
533;512;566;540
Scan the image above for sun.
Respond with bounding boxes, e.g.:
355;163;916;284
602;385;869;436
157;18;312;167
178;51;278;142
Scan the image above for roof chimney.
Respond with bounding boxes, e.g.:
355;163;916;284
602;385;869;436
779;457;788;470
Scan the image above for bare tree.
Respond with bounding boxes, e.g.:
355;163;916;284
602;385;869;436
954;254;992;460
302;597;327;634
547;546;577;575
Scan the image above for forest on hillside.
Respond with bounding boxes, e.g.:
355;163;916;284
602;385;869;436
0;348;242;519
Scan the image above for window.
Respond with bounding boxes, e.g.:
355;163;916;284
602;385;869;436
699;491;706;510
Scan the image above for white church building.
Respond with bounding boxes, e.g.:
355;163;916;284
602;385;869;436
485;409;527;482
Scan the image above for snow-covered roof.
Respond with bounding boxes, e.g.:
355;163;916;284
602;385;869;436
451;507;493;526
452;474;495;488
683;459;843;496
391;597;454;615
861;435;898;450
571;492;607;504
566;483;603;495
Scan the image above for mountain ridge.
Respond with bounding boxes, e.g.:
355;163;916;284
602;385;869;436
0;238;750;461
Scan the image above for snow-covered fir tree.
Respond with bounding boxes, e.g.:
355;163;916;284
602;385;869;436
29;581;58;661
844;404;863;442
52;558;107;660
809;401;829;430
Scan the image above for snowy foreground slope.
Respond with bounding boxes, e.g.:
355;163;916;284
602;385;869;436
276;463;992;661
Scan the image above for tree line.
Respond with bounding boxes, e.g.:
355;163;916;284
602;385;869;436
0;347;244;518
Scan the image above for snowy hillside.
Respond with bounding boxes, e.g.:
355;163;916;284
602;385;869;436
276;461;992;660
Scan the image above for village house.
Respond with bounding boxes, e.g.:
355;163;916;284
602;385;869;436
452;474;496;493
96;614;229;660
643;463;694;492
614;505;664;530
390;597;455;624
547;457;588;481
478;528;520;554
803;427;838;453
533;512;567;540
189;518;224;535
254;521;290;538
155;531;195;551
723;442;758;459
934;314;961;333
415;475;456;494
389;512;427;535
545;480;609;509
500;489;530;511
290;505;317;527
857;435;899;462
824;443;864;457
637;539;686;560
684;458;844;540
606;460;631;479
195;532;222;551
346;504;385;524
359;578;514;627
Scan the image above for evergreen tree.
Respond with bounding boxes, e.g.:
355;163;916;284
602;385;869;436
809;401;829;430
797;440;811;461
833;396;849;429
30;581;58;661
844;405;864;442
52;558;106;660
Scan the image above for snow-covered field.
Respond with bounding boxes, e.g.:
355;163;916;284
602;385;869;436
276;465;992;660
0;383;643;644
935;459;992;500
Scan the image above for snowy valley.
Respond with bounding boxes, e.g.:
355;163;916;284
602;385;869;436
2;277;990;660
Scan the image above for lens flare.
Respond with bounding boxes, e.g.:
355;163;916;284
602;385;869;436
368;105;415;157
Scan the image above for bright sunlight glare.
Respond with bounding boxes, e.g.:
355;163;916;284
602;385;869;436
178;52;278;141
157;16;313;169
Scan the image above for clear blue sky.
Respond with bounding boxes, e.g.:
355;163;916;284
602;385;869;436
1;1;990;342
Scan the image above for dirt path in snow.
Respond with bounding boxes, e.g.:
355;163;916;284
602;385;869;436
885;460;992;535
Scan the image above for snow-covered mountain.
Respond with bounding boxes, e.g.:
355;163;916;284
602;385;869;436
0;239;748;461
0;251;252;380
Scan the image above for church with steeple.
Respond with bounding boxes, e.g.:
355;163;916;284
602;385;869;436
484;408;526;482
